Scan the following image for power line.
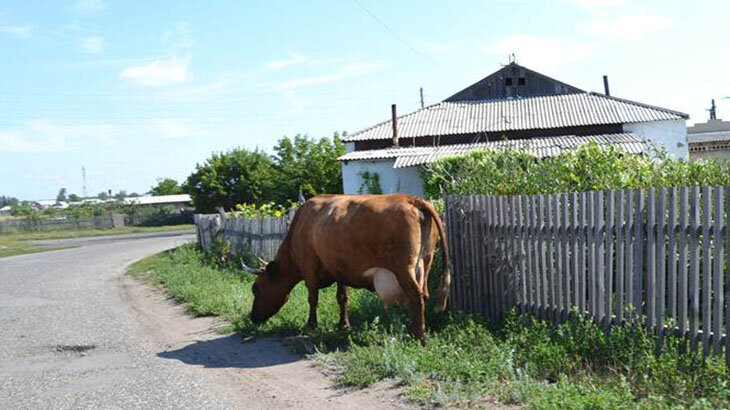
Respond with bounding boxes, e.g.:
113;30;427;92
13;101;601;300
350;0;456;77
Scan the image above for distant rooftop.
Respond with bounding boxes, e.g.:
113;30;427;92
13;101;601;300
123;194;191;206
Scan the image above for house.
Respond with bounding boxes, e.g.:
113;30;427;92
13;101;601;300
687;107;730;161
0;206;12;216
339;63;689;197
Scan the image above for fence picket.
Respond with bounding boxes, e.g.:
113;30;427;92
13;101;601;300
679;187;689;342
605;190;615;328
702;186;712;356
562;194;570;320
668;187;678;325
616;190;625;323
634;189;645;317
571;192;579;316
595;191;605;325
690;186;701;351
657;187;667;347
713;187;723;354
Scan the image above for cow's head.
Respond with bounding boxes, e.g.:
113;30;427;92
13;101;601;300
242;259;296;324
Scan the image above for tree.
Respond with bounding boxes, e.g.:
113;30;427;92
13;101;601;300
0;196;19;208
271;132;346;203
56;188;67;203
68;193;81;202
187;148;276;213
97;191;109;200
150;178;183;196
114;190;127;200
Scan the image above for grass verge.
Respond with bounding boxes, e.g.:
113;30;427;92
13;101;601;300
129;243;730;409
0;224;193;258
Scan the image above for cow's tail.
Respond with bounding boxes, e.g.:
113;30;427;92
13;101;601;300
412;198;451;312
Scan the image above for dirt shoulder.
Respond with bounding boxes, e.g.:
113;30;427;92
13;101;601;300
121;272;416;410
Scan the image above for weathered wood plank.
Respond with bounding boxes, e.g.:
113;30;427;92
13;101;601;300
702;186;711;356
712;187;723;354
562;194;570;319
657;187;667;348
595;191;605;325
580;192;588;315
519;195;528;311
647;188;656;330
587;192;595;316
634;189;645;317
530;195;539;316
678;187;688;342
616;189;625;322
725;187;730;367
668;187;677;325
605;190;615;329
572;192;580;314
690;186;700;351
625;189;634;316
537;195;548;318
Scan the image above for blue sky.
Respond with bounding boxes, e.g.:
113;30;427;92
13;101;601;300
0;0;727;200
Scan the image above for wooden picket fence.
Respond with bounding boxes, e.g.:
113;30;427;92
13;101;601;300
194;211;294;261
445;186;730;363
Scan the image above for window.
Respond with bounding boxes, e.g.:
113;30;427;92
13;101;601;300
504;77;514;86
518;77;526;86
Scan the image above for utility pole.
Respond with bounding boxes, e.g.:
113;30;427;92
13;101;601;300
419;87;424;109
82;166;87;198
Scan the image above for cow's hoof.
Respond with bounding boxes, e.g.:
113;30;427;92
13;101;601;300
336;322;351;330
304;322;318;331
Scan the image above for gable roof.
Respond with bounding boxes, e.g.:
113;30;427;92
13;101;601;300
445;62;584;101
339;133;646;168
342;92;689;142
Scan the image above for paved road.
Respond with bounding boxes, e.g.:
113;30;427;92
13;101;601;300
0;232;409;410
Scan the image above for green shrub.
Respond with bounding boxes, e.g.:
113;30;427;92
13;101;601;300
420;143;730;198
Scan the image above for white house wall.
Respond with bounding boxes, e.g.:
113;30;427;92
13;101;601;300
341;160;424;197
623;119;688;160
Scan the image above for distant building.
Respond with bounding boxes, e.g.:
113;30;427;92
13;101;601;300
339;62;689;197
687;118;730;161
123;194;192;208
0;206;12;216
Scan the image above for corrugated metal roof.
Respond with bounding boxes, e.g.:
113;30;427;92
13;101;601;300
338;133;646;169
688;130;730;144
342;92;688;142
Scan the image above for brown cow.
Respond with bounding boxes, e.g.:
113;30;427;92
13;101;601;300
242;194;451;340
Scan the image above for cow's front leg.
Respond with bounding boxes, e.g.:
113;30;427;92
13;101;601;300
306;285;319;330
336;283;350;329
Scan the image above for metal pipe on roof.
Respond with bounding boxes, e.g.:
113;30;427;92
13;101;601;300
391;104;399;147
603;75;610;96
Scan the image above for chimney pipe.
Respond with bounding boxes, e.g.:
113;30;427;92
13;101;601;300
391;104;399;147
603;75;610;96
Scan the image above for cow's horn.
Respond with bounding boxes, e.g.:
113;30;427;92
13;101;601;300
256;256;267;266
240;259;265;275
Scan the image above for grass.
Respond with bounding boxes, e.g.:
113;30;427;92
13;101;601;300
0;224;193;258
129;243;730;409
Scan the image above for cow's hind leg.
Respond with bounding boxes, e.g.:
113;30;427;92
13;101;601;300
336;283;350;329
305;284;319;330
397;267;426;342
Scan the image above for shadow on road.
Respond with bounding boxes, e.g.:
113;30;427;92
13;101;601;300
157;334;301;369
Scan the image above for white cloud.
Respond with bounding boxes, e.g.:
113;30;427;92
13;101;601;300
0;25;30;38
580;15;674;39
81;36;106;54
163;21;193;56
74;0;105;15
265;52;311;71
119;59;191;86
276;62;384;91
488;35;595;71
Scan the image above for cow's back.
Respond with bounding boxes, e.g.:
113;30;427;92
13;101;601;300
289;194;425;288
